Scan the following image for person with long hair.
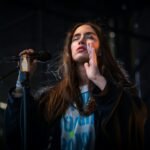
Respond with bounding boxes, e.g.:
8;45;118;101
5;21;148;150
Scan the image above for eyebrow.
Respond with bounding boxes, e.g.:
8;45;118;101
73;32;96;37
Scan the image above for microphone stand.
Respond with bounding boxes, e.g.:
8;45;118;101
0;65;30;150
1;53;51;149
21;72;30;150
0;65;29;150
1;53;51;150
20;54;30;150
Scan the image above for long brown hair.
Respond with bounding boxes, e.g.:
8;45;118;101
40;21;138;122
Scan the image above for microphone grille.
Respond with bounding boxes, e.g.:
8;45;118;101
33;51;51;62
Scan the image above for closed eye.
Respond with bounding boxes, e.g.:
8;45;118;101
85;34;95;40
72;33;81;41
72;36;79;41
72;32;97;42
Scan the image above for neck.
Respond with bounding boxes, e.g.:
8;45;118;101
77;63;88;86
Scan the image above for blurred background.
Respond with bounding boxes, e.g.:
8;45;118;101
0;0;150;149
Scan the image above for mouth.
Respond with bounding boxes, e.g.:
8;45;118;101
77;46;87;52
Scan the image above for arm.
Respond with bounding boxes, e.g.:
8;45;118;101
5;68;32;149
95;81;148;149
84;44;107;91
5;87;23;150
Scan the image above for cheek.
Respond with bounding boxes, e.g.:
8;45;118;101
71;43;77;55
87;40;99;48
89;41;100;53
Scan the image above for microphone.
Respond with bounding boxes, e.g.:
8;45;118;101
2;51;51;63
28;51;51;62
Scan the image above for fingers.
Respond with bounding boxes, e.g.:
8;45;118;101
87;43;92;56
84;62;89;69
19;48;36;67
19;49;37;74
87;43;97;65
19;49;34;56
19;49;36;63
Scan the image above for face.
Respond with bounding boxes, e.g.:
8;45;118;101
71;24;100;63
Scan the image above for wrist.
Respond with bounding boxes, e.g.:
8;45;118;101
12;87;23;98
92;75;107;91
16;71;26;88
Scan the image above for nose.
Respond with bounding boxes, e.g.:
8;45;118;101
78;36;86;45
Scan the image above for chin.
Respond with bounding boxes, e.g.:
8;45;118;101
73;56;89;63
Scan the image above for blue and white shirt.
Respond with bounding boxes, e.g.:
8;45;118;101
61;85;95;150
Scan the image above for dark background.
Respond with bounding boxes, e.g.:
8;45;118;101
0;0;150;149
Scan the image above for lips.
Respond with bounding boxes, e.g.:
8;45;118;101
77;46;87;52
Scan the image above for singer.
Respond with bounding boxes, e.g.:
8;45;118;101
5;21;150;150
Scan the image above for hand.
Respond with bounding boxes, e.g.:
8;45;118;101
19;48;37;75
19;48;34;57
84;44;107;90
15;49;37;94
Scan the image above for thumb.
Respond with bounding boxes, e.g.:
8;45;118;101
84;62;89;71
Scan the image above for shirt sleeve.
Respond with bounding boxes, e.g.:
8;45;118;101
4;87;22;150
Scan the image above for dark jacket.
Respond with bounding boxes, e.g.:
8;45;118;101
4;81;148;150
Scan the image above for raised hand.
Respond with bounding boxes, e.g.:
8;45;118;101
84;43;107;90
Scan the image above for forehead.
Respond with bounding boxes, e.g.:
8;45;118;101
73;25;96;35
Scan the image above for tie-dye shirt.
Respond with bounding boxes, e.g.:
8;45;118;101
61;85;95;150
